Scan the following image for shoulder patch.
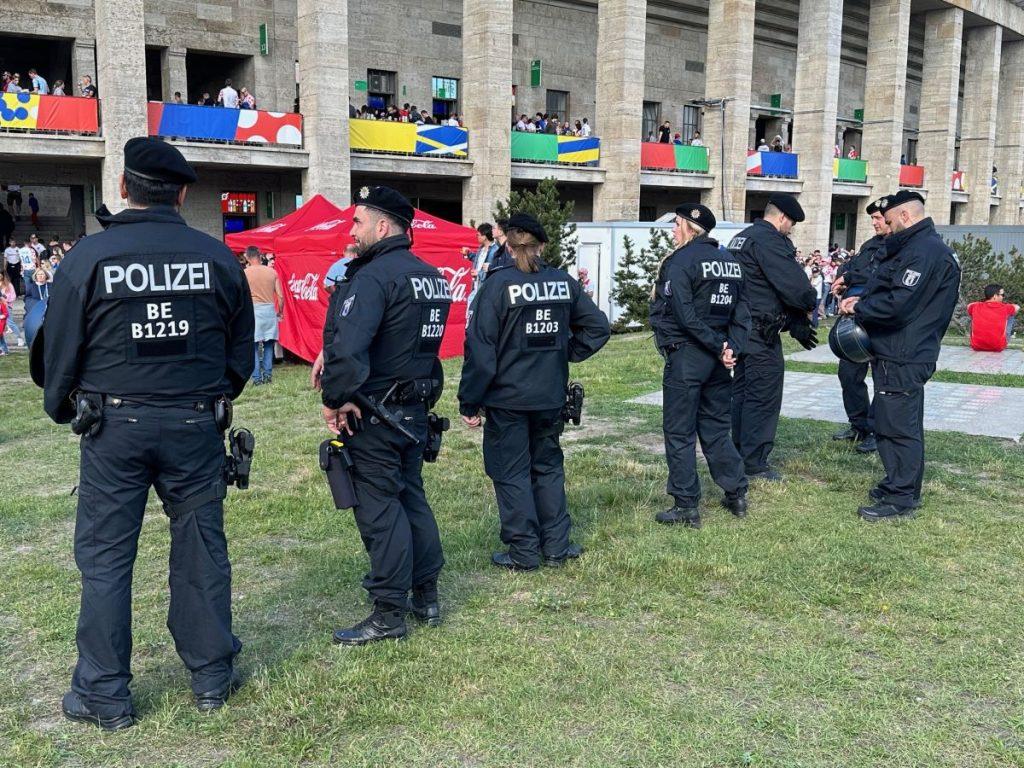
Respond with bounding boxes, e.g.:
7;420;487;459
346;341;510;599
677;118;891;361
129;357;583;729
727;236;746;251
341;294;356;317
901;269;921;288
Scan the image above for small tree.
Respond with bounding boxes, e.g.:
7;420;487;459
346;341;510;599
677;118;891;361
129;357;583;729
946;233;1024;332
609;228;674;332
494;177;577;268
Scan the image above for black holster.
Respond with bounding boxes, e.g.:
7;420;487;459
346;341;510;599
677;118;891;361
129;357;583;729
71;393;103;436
319;437;358;509
423;412;450;463
562;381;585;425
224;428;255;490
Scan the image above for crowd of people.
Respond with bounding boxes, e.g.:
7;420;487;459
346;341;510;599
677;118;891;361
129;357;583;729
2;70;97;98
514;112;592;137
0;231;74;354
352;102;464;127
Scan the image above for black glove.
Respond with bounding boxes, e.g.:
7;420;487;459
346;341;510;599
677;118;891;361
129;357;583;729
789;318;818;350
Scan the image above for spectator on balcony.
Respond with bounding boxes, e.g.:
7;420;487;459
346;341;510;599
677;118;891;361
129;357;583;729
1;72;9;91
79;75;97;98
418;109;434;125
349;100;357;118
544;114;558;134
672;133;683;145
690;130;704;147
198;92;214;106
658;120;671;143
447;114;461;127
52;80;66;96
771;135;784;152
240;87;256;110
28;69;48;95
757;138;769;152
6;74;22;94
28;193;39;228
525;119;538;133
217;79;239;108
515;114;528;131
399;103;410;120
534;113;545;132
847;146;858;160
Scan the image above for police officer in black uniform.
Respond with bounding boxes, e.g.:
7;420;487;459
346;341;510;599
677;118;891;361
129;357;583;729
41;138;255;730
458;213;610;570
650;204;751;528
839;190;960;521
319;186;451;644
830;199;888;453
727;194;818;481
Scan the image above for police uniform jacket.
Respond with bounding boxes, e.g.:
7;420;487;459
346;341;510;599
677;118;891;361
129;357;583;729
458;261;610;416
650;235;751;356
837;234;885;294
854;217;960;364
42;206;255;423
727;219;817;328
321;234;451;408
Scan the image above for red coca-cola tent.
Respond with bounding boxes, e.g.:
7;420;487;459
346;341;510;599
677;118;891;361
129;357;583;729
224;194;345;253
253;199;478;362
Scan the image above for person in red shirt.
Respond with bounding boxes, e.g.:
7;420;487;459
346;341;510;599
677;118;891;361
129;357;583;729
967;283;1019;351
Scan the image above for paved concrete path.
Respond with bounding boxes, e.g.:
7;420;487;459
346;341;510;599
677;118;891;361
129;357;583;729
632;371;1024;441
788;343;1024;376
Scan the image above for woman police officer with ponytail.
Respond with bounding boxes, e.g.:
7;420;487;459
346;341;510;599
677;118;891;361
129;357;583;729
457;213;610;571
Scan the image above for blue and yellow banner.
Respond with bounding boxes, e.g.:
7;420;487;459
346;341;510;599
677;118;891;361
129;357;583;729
556;135;600;164
349;120;469;157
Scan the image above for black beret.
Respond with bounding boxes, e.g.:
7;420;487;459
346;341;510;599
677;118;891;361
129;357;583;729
768;194;805;223
354;185;414;225
675;203;716;233
124;137;197;185
507;212;548;243
877;189;925;212
865;198;883;215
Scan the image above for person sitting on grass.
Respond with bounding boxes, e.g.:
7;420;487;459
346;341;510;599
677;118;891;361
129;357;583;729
967;283;1019;352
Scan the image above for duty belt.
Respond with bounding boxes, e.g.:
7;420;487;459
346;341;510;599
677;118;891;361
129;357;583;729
97;394;216;412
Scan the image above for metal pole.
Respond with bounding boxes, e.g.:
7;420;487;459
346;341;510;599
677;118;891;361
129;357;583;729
720;101;727;221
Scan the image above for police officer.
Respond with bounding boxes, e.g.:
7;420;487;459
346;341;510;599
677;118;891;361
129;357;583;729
830;199;888;453
839;190;960;521
650;204;751;528
727;194;818;481
41;138;255;729
458;213;610;570
318;186;451;644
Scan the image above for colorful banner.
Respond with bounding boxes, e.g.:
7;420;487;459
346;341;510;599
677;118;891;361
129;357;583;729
951;170;965;191
511;133;600;164
834;158;868;182
640;143;708;172
349;120;469;157
147;102;303;146
0;92;98;133
899;164;925;187
747;151;799;178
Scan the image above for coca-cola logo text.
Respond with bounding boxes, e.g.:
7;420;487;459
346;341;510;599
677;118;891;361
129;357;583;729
410;219;437;230
288;272;321;301
439;265;471;303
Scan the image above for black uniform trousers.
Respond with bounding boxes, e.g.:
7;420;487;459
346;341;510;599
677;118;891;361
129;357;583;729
348;403;444;610
838;358;873;433
731;333;785;475
663;344;748;507
482;407;571;568
72;402;239;720
871;360;935;508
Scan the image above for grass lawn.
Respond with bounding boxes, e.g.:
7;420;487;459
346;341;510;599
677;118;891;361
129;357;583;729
2;334;1024;767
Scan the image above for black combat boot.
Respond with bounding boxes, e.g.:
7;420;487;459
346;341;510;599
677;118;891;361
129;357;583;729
409;584;442;628
832;425;859;441
195;670;243;713
655;506;701;528
858;502;915;522
332;607;407;646
721;494;748;518
61;691;136;731
855;433;877;453
544;542;584;568
491;552;539;571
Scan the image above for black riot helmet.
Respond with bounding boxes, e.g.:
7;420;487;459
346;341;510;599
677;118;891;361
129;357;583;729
829;315;873;363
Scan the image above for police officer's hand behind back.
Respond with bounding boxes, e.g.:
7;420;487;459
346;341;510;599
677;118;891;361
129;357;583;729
831;276;846;297
323;402;362;436
839;297;859;315
461;413;482;429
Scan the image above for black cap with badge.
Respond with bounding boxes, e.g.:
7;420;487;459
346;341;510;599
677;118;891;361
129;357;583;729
123;137;198;184
675;203;717;232
506;212;549;243
865;198;884;215
876;189;925;212
768;194;805;223
354;185;415;226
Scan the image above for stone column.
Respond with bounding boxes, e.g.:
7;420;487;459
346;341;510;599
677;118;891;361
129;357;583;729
94;0;149;212
860;0;911;203
297;0;351;206
71;39;96;92
702;0;755;223
161;48;188;103
790;0;843;254
959;25;1002;225
994;40;1024;225
462;0;513;226
592;0;646;222
916;7;963;225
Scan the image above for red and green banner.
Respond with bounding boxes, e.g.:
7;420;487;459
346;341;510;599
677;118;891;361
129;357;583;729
640;143;709;173
511;133;600;164
0;93;98;134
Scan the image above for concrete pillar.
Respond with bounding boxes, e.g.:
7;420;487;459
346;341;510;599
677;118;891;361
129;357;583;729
94;0;149;212
860;0;911;203
702;0;755;223
960;25;1002;225
297;0;351;206
71;39;96;93
994;40;1024;225
161;48;188;103
592;0;646;222
790;0;843;255
916;7;963;225
461;0;513;226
